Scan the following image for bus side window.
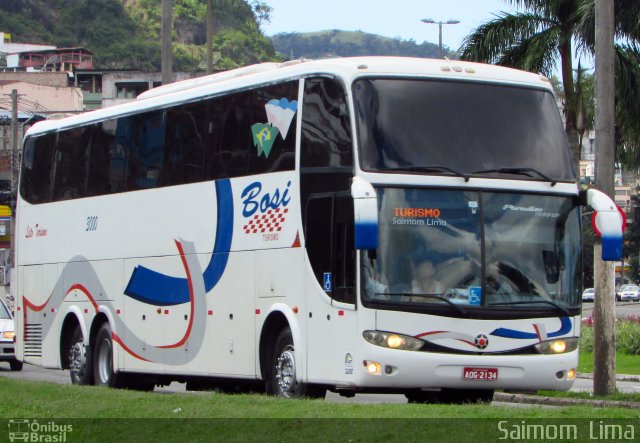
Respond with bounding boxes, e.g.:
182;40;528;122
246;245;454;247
164;104;205;185
214;93;251;179
301;76;355;304
86;122;115;196
20;136;55;204
52;127;90;201
305;195;333;291
131;111;165;189
248;81;298;175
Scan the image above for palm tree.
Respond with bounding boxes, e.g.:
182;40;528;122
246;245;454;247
459;0;640;173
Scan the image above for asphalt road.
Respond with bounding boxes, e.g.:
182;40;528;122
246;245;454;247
581;300;640;320
2;360;639;403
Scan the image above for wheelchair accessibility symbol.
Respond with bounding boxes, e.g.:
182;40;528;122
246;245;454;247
468;286;482;306
323;272;332;292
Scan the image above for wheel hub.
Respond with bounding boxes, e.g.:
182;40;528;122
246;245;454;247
275;345;296;396
69;342;86;377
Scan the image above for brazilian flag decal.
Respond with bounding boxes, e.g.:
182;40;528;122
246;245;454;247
251;123;280;158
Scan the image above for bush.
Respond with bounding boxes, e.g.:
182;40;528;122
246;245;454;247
617;319;640;355
581;317;640;355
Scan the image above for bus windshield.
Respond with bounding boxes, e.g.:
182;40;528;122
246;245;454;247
353;78;574;182
362;188;582;317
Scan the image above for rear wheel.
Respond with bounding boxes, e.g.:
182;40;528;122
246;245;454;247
93;323;123;388
69;325;92;385
267;327;325;399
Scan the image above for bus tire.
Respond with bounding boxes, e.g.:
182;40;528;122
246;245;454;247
69;325;93;385
9;359;23;371
93;323;123;388
267;327;325;399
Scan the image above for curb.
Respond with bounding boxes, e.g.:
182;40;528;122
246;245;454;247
494;392;640;409
495;373;640;408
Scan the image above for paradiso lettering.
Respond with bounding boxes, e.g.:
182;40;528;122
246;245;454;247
241;181;292;241
392;207;446;226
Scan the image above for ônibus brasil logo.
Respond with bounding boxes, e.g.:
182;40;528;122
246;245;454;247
8;419;73;442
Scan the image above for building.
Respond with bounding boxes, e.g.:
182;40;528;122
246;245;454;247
8;47;94;71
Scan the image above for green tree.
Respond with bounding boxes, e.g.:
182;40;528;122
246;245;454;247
459;0;640;173
625;194;640;284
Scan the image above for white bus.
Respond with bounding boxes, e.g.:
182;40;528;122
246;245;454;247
15;57;622;402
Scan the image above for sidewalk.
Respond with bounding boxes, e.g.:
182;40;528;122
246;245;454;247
494;373;640;409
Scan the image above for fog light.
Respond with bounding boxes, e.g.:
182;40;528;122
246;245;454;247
567;368;576;380
364;360;382;375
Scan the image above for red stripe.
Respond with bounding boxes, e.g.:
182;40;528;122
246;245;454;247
533;324;542;342
158;240;195;349
113;332;151;362
415;330;447;338
66;283;99;312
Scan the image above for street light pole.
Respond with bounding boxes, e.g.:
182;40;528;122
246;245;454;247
421;18;460;59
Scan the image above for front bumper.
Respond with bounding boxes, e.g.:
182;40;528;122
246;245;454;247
349;344;578;391
0;340;16;362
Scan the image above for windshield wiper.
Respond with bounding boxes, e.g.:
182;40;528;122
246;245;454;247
384;165;470;182
488;300;570;316
472;167;556;186
377;292;467;315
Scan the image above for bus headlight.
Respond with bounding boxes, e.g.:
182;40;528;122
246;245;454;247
2;331;14;340
534;337;579;354
363;330;424;351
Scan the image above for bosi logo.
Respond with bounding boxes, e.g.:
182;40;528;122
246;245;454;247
241;181;291;240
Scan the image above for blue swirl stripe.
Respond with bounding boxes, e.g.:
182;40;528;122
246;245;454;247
489;316;572;339
124;179;234;305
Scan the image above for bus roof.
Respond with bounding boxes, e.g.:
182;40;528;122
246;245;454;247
25;56;553;138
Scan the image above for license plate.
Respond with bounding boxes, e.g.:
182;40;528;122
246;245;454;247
463;367;498;381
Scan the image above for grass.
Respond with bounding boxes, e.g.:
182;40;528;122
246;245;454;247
578;351;640;375
0;377;639;442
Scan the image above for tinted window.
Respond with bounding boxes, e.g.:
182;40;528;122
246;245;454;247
20;80;299;204
354;78;574;182
300;77;355;303
301;77;353;168
363;188;581;318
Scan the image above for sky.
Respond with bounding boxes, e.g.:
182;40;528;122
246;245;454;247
261;0;520;53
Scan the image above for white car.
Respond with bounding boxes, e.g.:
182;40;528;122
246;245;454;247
0;297;22;371
616;285;640;302
582;288;595;302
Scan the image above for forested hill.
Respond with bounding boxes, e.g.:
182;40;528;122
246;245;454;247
0;0;276;70
269;30;445;60
0;1;448;70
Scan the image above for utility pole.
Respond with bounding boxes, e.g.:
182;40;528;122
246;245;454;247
593;0;616;396
161;0;173;85
206;0;214;74
10;89;19;200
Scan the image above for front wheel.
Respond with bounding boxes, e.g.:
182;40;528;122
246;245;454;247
9;359;23;371
267;327;325;399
